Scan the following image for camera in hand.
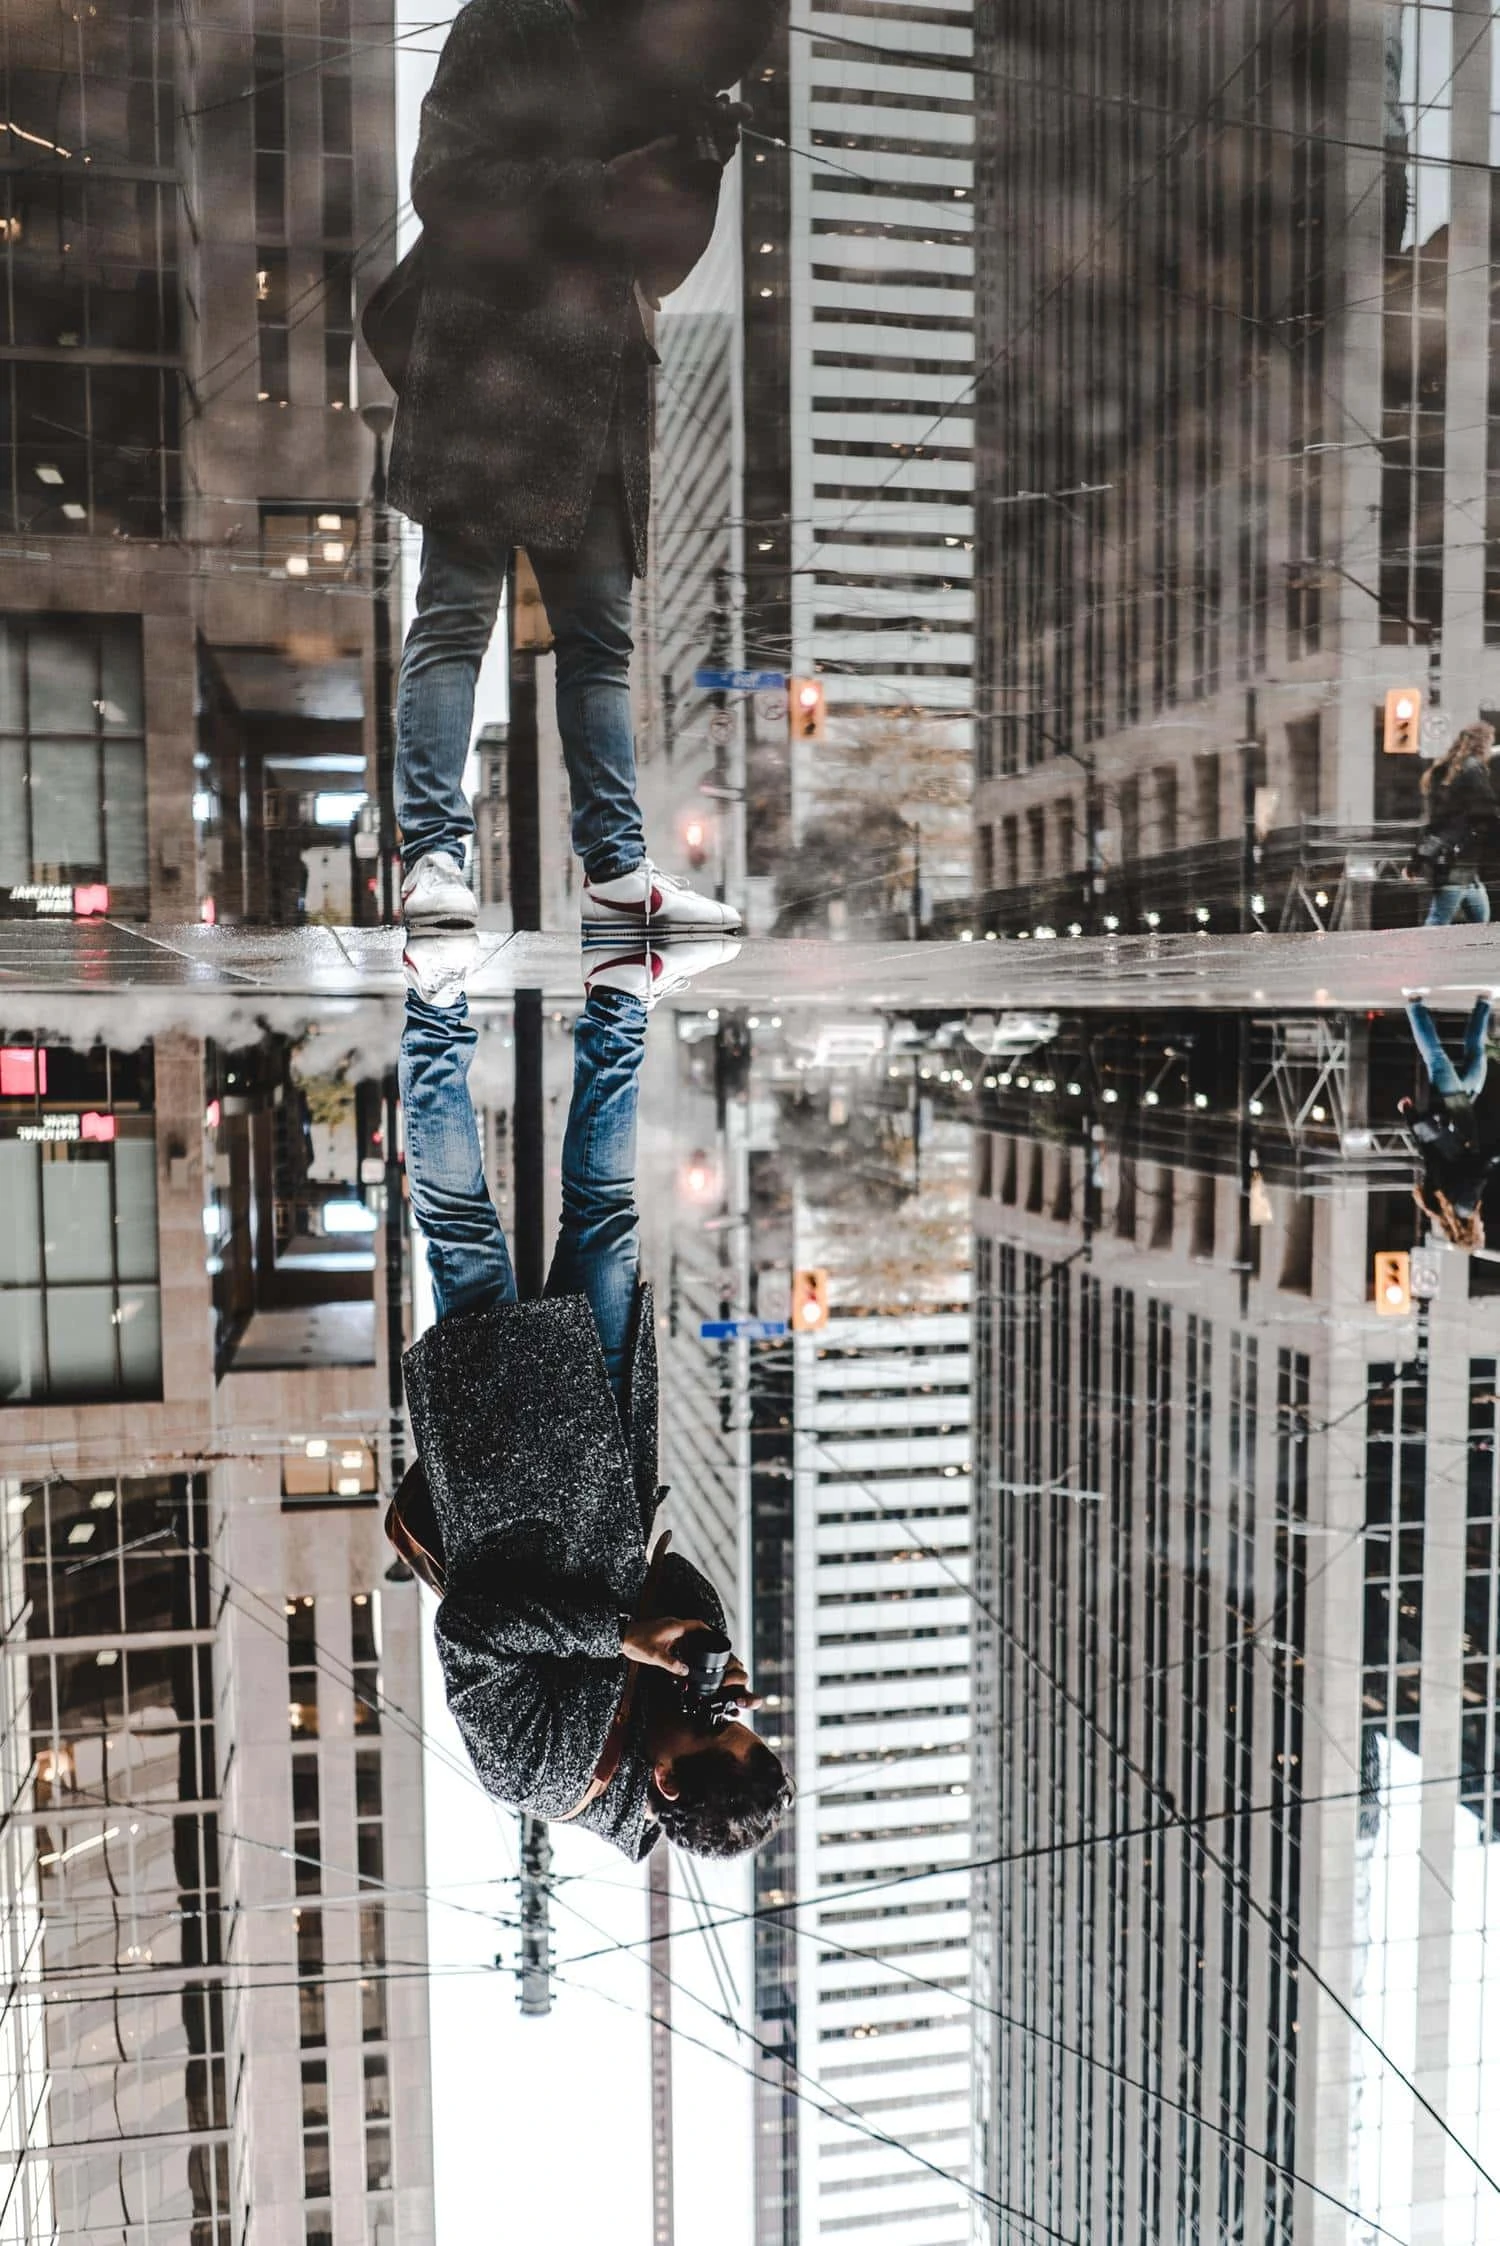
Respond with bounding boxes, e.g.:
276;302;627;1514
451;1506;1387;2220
681;1626;737;1724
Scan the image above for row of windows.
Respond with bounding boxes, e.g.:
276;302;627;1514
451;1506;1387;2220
977;1244;1312;2239
289;1589;395;2246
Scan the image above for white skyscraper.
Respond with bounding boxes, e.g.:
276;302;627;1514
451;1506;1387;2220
741;0;974;910
789;1295;973;2246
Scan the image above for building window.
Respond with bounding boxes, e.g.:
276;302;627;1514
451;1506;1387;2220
322;39;355;240
291;1752;322;1897
261;506;358;582
352;1594;381;1732
361;1905;388;2040
356;1748;384;1888
288;1596;319;1736
301;2058;331;2200
0;1037;160;1404
364;2052;392;2191
324;252;354;410
257;249;290;404
1379;6;1451;643
0;615;148;909
253;33;287;238
296;1909;326;2046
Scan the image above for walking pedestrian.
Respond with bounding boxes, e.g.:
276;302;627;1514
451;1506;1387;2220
386;930;790;1860
370;0;775;937
1400;990;1500;1249
1409;722;1500;925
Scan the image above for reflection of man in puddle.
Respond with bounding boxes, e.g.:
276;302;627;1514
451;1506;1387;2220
385;936;791;1859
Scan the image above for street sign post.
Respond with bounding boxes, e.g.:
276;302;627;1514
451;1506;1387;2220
699;1318;790;1342
694;667;788;693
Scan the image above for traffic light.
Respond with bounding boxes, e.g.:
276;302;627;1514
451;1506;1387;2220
1383;685;1423;755
790;678;826;742
683;814;708;871
791;1267;830;1333
1373;1250;1412;1316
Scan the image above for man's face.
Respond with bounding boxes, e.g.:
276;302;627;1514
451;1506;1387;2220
652;1710;759;1801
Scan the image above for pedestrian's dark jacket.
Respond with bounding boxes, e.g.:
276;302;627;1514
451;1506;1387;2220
402;1283;723;1858
1411;1105;1500;1220
1418;758;1500;877
386;0;775;567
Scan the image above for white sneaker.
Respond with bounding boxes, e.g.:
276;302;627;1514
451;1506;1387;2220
582;858;741;935
403;930;478;1007
401;850;477;929
583;936;741;1008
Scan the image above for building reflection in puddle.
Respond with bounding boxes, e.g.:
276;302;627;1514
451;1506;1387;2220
11;987;1500;2238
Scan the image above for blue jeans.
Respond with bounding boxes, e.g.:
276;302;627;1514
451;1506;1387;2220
1426;877;1491;925
1406;997;1492;1105
395;458;647;885
400;987;648;1415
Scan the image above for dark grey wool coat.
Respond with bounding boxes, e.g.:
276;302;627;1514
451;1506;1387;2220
388;0;657;568
386;0;777;567
402;1283;722;1858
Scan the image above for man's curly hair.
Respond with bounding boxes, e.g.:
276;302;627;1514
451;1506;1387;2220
652;1734;793;1859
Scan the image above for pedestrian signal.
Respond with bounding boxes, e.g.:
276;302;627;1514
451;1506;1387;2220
1373;1251;1412;1316
790;679;826;742
1383;686;1422;755
791;1268;830;1332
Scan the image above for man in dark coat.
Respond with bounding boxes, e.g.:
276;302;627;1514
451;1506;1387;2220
385;0;774;939
389;930;791;1859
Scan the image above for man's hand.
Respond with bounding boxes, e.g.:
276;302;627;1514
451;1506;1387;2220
720;1652;763;1710
621;1614;712;1674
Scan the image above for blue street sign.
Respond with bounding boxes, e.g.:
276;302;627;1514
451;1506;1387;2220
699;1318;790;1342
693;667;788;693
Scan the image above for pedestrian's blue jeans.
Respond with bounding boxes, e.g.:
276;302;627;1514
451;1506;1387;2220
400;987;648;1414
395;460;646;885
1406;996;1492;1104
1426;877;1491;926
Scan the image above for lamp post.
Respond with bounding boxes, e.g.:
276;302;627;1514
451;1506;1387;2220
359;400;406;1505
360;400;398;924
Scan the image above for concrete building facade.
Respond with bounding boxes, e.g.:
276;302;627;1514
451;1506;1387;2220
0;0;401;934
970;0;1500;934
969;1039;1500;2242
0;1018;434;2246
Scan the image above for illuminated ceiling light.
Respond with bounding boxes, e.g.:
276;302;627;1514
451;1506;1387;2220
285;555;309;577
321;540;346;563
67;1521;95;1545
1193;1093;1208;1109
305;1438;328;1459
35;464;63;485
316;512;342;531
337;1477;361;1497
61;502;85;520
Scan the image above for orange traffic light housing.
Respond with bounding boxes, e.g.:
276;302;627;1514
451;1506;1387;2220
790;678;826;742
1383;686;1423;755
791;1267;830;1333
1374;1251;1412;1316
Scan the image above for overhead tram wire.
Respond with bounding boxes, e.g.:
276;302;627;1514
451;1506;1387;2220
538;1872;1045;2243
775;1430;1500;2201
551;1877;1421;2246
